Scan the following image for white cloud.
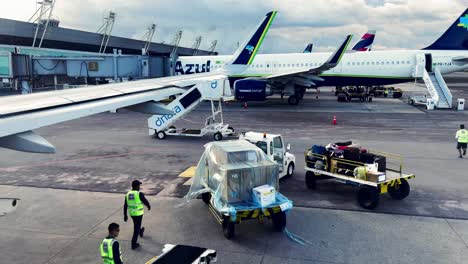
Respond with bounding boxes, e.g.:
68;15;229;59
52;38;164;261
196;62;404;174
0;0;467;54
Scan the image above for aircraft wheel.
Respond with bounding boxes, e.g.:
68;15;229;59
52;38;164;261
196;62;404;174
288;95;299;105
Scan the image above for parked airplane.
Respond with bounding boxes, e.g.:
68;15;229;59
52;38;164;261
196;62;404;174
303;30;376;53
0;11;350;153
177;9;468;106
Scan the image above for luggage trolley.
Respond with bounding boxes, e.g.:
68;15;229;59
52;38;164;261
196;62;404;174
304;147;415;209
201;192;292;239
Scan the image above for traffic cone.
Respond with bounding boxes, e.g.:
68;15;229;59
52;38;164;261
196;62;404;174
243;102;248;109
332;115;337;125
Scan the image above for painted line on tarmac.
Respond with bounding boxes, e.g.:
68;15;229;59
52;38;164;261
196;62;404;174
178;166;196;178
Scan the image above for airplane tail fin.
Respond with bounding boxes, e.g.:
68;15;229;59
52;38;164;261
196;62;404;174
303;43;313;53
352;30;376;51
423;8;468;50
229;11;277;65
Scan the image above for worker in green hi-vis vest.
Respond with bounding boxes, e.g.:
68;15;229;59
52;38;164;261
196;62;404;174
124;180;151;250
456;124;468;158
100;223;123;264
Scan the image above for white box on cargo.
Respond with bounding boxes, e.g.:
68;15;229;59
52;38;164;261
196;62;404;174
253;185;276;207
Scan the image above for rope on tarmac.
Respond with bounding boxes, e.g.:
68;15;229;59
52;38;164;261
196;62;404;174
283;228;314;246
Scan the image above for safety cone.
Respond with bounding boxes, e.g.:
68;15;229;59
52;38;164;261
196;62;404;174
243;102;248;109
332;115;337;125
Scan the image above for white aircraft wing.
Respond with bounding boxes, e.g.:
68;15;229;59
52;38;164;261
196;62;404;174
263;35;353;85
0;73;226;153
0;198;20;217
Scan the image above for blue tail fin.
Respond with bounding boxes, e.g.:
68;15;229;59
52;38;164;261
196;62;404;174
423;8;468;50
230;11;277;65
303;43;313;53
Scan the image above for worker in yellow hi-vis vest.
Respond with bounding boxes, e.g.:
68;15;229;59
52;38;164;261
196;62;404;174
100;223;123;264
456;124;468;158
124;180;151;250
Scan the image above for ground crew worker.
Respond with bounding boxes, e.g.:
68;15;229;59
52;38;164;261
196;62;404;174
124;180;151;250
100;222;123;264
456;124;468;158
384;89;389;98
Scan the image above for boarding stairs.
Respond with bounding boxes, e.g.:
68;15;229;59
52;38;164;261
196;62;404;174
422;68;452;109
147;78;234;135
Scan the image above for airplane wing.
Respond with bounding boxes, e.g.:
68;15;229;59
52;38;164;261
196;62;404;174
0;198;19;217
0;11;277;153
262;35;353;85
452;56;468;64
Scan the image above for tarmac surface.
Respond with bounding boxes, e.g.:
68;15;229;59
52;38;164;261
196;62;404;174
1;73;468;263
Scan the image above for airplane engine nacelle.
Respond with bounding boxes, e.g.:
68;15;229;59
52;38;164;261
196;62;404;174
234;79;272;101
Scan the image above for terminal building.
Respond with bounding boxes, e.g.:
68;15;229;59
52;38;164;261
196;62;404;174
0;17;215;92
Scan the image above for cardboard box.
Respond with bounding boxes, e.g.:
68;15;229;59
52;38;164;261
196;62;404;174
253;185;276;207
366;172;386;183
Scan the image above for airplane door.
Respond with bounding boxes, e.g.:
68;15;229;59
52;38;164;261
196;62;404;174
415;53;426;78
425;53;433;73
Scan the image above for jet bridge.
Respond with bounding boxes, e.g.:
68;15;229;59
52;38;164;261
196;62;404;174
147;77;235;141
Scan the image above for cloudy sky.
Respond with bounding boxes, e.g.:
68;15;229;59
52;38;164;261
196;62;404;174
0;0;467;54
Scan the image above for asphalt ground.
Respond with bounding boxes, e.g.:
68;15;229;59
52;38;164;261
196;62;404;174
1;73;468;263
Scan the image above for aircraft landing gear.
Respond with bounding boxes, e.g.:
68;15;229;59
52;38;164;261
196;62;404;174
288;95;300;105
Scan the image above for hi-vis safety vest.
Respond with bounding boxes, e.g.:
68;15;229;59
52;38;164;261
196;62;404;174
126;190;144;216
457;129;468;143
100;238;121;264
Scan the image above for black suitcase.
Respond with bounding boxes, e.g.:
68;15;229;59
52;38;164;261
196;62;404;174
335;141;353;147
343;147;360;161
360;153;376;164
375;155;386;172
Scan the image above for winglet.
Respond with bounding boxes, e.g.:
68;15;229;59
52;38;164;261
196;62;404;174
325;35;353;66
230;11;278;65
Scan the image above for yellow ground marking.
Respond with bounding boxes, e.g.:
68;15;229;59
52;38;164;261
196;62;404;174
179;166;196;178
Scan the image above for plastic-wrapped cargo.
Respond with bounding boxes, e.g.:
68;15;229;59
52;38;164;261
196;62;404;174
184;140;281;213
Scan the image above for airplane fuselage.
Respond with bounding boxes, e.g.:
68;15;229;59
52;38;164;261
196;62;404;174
177;50;468;87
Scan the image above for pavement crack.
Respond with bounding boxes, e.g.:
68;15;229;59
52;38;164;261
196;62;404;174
445;218;468;249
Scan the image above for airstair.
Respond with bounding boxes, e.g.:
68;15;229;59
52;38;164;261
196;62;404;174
422;68;452;109
147;77;236;140
413;53;452;109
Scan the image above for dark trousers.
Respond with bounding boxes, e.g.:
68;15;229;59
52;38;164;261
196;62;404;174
131;215;143;246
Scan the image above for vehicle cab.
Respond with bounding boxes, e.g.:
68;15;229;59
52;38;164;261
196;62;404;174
239;132;295;179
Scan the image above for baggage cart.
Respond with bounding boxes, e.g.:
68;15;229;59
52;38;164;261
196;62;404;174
304;148;415;209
